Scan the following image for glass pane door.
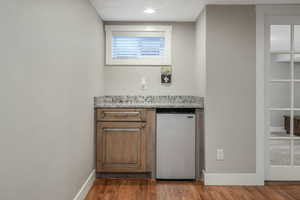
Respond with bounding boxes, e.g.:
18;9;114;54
267;24;300;180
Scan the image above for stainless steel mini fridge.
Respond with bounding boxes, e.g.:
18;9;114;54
156;109;195;179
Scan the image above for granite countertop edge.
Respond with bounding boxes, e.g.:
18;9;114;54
94;95;204;109
94;104;203;108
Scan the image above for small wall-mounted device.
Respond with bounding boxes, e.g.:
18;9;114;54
141;77;147;90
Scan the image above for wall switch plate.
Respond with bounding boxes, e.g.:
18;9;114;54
141;77;147;90
217;149;224;161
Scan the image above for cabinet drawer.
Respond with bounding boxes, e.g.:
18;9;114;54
96;109;146;122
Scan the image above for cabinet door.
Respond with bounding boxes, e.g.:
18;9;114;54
96;122;146;172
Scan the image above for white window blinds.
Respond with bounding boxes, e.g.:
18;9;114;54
112;36;165;59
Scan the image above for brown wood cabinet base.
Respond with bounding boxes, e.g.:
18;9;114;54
96;108;155;174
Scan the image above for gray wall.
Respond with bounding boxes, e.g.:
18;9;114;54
205;5;256;173
103;22;201;96
195;10;206;175
195;10;206;98
0;0;104;199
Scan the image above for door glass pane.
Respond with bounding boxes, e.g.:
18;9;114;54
271;25;291;52
270;110;291;137
270;53;291;80
270;140;291;165
293;111;300;138
294;25;300;51
269;82;291;108
295;82;300;108
294;140;300;165
294;54;300;80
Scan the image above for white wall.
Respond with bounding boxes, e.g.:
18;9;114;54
205;5;256;173
103;22;201;96
0;0;104;199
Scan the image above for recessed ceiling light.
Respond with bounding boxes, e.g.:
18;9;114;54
144;8;155;14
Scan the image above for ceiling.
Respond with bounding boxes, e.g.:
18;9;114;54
90;0;300;22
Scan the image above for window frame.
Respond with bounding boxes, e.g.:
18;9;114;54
105;25;172;66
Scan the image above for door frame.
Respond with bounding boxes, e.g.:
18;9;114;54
256;5;300;183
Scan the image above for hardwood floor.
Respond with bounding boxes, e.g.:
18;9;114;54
85;179;300;200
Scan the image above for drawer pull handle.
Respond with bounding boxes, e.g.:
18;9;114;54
103;128;140;132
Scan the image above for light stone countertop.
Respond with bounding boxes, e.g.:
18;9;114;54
94;96;204;108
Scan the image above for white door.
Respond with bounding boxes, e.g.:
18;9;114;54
266;17;300;180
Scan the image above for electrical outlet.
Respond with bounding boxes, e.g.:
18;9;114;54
217;149;224;161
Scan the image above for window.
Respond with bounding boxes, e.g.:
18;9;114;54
105;25;172;65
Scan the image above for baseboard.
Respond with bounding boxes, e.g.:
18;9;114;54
73;169;96;200
203;170;258;185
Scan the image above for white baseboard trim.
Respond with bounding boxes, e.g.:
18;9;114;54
203;170;259;185
73;169;96;200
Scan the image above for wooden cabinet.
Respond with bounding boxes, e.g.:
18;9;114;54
96;122;146;172
96;108;155;173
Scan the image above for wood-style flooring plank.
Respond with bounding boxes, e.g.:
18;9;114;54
85;179;300;200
